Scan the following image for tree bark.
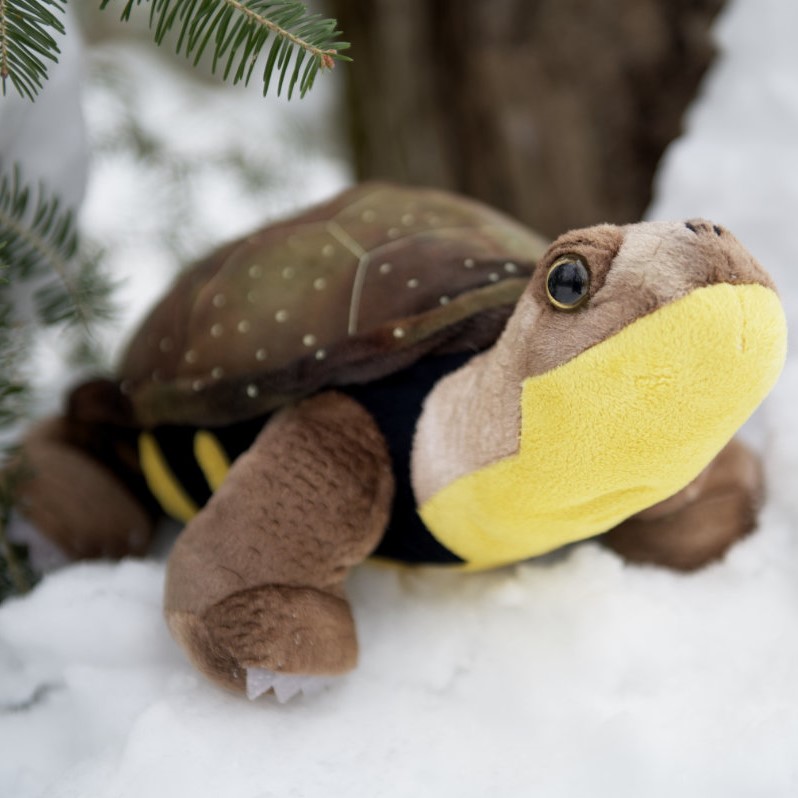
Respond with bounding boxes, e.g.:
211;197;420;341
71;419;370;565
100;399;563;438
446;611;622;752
330;0;725;238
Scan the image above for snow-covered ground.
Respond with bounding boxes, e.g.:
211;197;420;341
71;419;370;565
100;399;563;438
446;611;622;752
3;0;798;795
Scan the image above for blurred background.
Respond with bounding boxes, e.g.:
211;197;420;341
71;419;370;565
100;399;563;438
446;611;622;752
2;0;732;407
75;0;728;236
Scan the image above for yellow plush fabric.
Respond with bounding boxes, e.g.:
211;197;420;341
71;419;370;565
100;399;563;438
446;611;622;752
419;283;787;570
139;432;198;523
194;431;231;492
139;430;231;523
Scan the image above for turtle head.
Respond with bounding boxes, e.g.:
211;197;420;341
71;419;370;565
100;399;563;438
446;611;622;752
417;220;787;569
510;219;782;380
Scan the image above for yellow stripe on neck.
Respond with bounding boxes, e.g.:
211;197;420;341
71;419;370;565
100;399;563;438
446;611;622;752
194;430;231;491
139;433;198;523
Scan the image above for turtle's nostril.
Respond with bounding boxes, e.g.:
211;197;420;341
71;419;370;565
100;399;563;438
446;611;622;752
684;219;724;236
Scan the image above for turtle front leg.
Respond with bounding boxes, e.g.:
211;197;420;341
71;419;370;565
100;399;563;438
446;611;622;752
601;438;763;571
164;391;394;700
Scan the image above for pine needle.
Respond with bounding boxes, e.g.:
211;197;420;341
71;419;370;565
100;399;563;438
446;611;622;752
0;0;66;100
0;463;37;600
100;0;349;98
0;164;115;335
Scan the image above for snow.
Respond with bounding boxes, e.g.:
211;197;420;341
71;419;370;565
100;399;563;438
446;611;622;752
2;0;798;795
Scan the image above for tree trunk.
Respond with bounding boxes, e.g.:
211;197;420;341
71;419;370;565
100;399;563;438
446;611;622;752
330;0;725;238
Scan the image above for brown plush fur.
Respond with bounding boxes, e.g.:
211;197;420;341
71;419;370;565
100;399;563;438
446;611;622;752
164;391;394;692
10;418;153;559
602;438;763;570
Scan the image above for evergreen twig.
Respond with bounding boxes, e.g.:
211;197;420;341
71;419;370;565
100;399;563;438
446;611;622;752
0;0;66;100
0;163;114;600
100;0;350;98
0;289;30;428
0;462;37;600
0;164;115;335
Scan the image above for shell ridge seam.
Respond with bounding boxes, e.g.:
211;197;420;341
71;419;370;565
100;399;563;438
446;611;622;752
327;221;371;336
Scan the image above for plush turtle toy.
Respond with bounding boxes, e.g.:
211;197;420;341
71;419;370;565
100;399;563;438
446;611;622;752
8;183;787;701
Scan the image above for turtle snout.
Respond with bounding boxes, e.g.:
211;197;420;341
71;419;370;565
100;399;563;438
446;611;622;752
681;219;776;291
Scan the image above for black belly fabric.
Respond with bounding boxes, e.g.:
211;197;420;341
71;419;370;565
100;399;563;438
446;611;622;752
145;351;474;565
342;352;471;564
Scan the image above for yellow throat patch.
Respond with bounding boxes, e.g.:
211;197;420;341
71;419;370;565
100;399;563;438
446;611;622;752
419;283;787;570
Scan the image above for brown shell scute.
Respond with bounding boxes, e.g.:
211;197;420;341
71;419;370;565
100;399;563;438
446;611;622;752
119;183;549;426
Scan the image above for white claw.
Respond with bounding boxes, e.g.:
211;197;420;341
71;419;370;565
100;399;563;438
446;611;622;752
245;667;335;703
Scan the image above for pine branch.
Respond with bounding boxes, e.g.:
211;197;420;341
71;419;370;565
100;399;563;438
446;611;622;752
0;165;114;600
100;0;350;98
0;463;37;600
0;291;30;428
0;0;66;100
0;164;115;334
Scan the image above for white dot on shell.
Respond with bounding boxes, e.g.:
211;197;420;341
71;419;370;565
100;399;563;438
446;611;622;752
401;214;415;226
249;265;263;278
275;310;289;322
407;278;419;288
361;209;377;222
379;262;392;274
246;384;259;398
489;272;500;282
393;327;405;338
322;244;335;257
387;227;401;239
211;367;224;379
247;291;257;304
192;380;204;391
315;349;327;360
185;350;198;363
210;323;223;337
313;278;327;290
212;293;226;308
464;258;475;268
238;320;251;333
256;348;268;361
282;266;295;279
439;295;450;305
159;337;173;352
504;262;518;273
303;334;317;347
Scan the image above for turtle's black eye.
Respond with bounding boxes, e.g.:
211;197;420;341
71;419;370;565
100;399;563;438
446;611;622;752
546;255;590;310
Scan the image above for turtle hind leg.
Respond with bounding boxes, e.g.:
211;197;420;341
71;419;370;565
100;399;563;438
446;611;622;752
5;416;155;567
601;438;763;571
164;391;394;698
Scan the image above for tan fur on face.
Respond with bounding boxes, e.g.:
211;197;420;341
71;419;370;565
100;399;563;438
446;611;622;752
519;220;773;379
412;220;775;504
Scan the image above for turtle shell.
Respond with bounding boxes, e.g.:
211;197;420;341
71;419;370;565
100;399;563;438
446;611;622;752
119;183;548;427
